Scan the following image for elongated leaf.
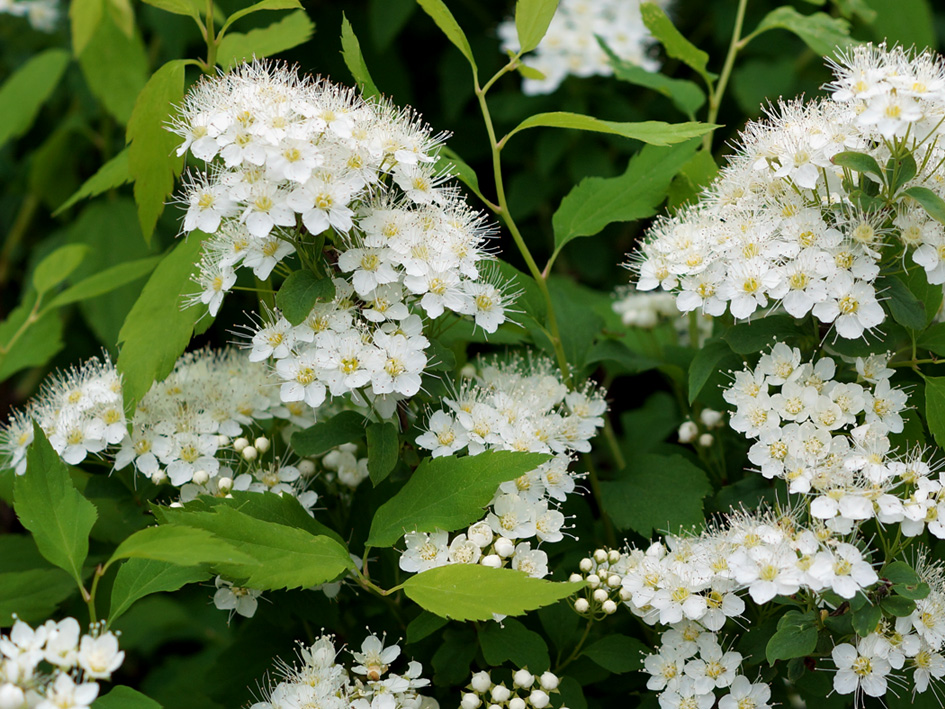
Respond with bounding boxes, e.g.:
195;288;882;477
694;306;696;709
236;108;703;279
751;6;852;56
367;451;549;547
640;3;713;84
109;525;257;566
552;140;698;254
832;150;883;177
0;296;64;380
0;49;70;151
275;269;336;325
880;274;926;330
78;9;149;124
54;150;132;215
604;41;705;117
341;14;380;100
515;0;559;53
403;565;582;621
689;339;739;403
109;558;210;622
416;0;476;70
46;256;161;310
126;59;186;242
71;0;105;54
367;421;399;485
925;376;945;449
92;686;162;709
33;244;90;295
141;0;199;20
14;425;98;586
506;112;716;146
905;186;945;225
217;10;315;69
0;568;77;626
221;0;302;34
435;146;485;202
291;410;366;457
116;232;210;411
106;0;135;37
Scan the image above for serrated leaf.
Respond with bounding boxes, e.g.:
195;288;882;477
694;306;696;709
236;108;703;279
751;6;853;56
46;256;161;310
220;0;302;34
217;10;315;69
416;0;476;70
924;376;945;449
33;244;90;295
78;9;149;124
0;49;70;151
766;624;817;664
582;635;648;673
832;150;883;177
116;232;210;411
905;185;945;225
640;2;713;84
341;14;380;100
71;0;105;54
506;112;717;147
515;0;559;53
126;59;186;242
204;491;343;544
275;269;336;325
92;686;162;709
0;568;77;626
54;150;132;215
403;565;582;621
366;421;399;485
14;425;98;586
366;451;549;548
479;618;550;672
602;39;705;117
109;559;210;623
108;525;257;567
291;410;365;457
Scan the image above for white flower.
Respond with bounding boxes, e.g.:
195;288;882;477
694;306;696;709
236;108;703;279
76;632;124;679
831;642;890;698
400;530;450;573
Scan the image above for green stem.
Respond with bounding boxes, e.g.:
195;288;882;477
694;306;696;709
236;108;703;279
204;0;217;71
0;293;44;363
0;193;40;287
556;619;593;672
703;0;749;151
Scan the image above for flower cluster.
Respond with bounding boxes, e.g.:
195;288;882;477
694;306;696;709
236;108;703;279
677;408;725;449
630;44;945;339
251;633;429;709
404;355;606;578
612;286;713;346
460;668;563;709
0;618;123;709
171;61;514;418
497;0;668;95
0;0;59;31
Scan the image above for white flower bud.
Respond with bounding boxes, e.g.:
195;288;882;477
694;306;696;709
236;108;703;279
169;502;183;508
481;554;502;568
607;550;621;563
216;435;230;447
578;557;593;573
490;685;511;703
592;589;608;603
509;699;526;709
602;600;617;614
607;574;621;588
468;521;494;548
569;573;583;583
700;408;723;428
151;470;167;485
586;574;600;588
619;587;632;602
233;437;249;452
298;460;316;475
242;445;258;461
513;669;534;688
0;683;26;709
529;690;550;709
462;694;481;709
217;476;233;493
471;671;492;693
192;469;210;485
254;436;271;453
698;433;714;448
574;598;589;613
593;549;607;564
539;672;559;691
678;421;698;443
494;537;515;558
460;364;477;378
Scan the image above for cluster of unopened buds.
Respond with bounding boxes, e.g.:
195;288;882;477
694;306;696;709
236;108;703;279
570;548;629;617
461;669;564;709
677;409;725;448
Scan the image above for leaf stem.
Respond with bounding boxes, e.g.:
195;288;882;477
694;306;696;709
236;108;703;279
556;619;593;672
703;0;749;150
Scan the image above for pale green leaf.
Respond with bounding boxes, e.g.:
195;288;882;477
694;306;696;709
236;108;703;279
106;0;136;37
216;10;315;69
46;256;161;310
751;6;853;56
0;49;71;151
54;150;132;216
109;559;210;623
506;112;717;146
275;269;336;326
14;425;98;586
140;0;200;21
640;2;713;84
515;0;559;53
33;244;90;295
367;451;550;547
220;0;302;34
403;565;583;621
416;0;476;70
108;525;257;567
70;0;104;54
78;10;149;124
341;14;380;100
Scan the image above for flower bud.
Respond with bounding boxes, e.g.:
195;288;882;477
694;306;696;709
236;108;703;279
494;537;515;558
192;469;210;485
574;598;589;613
151;470;167;485
254;436;271;453
619;587;632;602
578;558;593;573
509;698;526;709
678;421;698;443
592;589;608;603
539;672;559;691
608;550;621;564
529;690;550;709
602;600;617;614
513;669;534;688
490;685;511;703
586;574;600;588
607;574;621;588
462;694;481;709
217;435;230;447
242;445;258;461
700;408;723;428
217;476;233;493
169;502;183;508
593;549;607;564
471;671;492;693
0;683;26;709
298;460;316;475
468;522;494;548
698;433;714;448
481;554;502;568
233;437;249;452
569;573;583;584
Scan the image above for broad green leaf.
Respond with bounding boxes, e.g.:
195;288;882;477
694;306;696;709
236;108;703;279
905;186;945;225
78;10;149;124
880;274;926;331
515;0;559;53
689;339;739;403
92;686;162;709
0;49;70;151
600;453;712;536
603;41;705;117
46;256;161;310
366;421;399;485
416;0;477;70
882;595;917;617
216;10;316;69
435;146;485;203
366;451;549;547
108;525;256;567
862;0;936;51
766;611;818;664
582;635;648;673
888;153;918;192
479;618;550;672
341;14;380;100
506;112;717;147
919;323;945;356
924;376;945;449
33;244;90;295
141;0;199;21
552;140;698;255
403;565;583;621
159;506;354;590
640;2;713;84
291;410;366;457
884;561;920;585
0;568;77;626
195;491;344;544
723;314;807;354
116;232;210;410
126;59;187;242
106;0;135;37
750;7;853;56
14;425;98;586
109;558;210;622
406;612;448;643
832;150;883;177
54;150;132;215
275;269;336;325
71;0;104;54
220;0;302;34
852;603;882;637
0;296;64;380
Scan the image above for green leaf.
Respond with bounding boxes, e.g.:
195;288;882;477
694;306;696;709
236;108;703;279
893;582;930;600
78;9;149;124
723;314;807;354
109;559;210;622
14;424;98;586
108;525;257;566
640;2;713;84
0;296;64;380
275;269;336;326
416;0;477;70
751;7;853;56
689;339;739;403
291;410;366;457
766;622;817;664
54;150;132;215
582;635;648;673
116;232;211;411
852;603;882;637
435;146;485;203
924;376;945;449
600;453;712;536
406;612;448;643
106;0;135;37
479;618;551;672
140;0;199;20
341;14;380;100
70;0;105;54
92;686;162;709
369;0;416;51
0;568;77;626
515;0;559;53
919;323;945;356
603;40;705;117
506;112;717;147
552;140;698;256
402;565;583;621
832;150;883;177
881;595;917;617
366;421;399;485
46;256;162;310
216;10;316;69
884;561;920;585
881;274;927;331
126;59;187;242
585;339;661;374
220;0;302;34
33;244;90;295
888;153;918;192
366;451;549;548
667;148;719;208
0;49;70;151
205;491;343;544
905;186;945;225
